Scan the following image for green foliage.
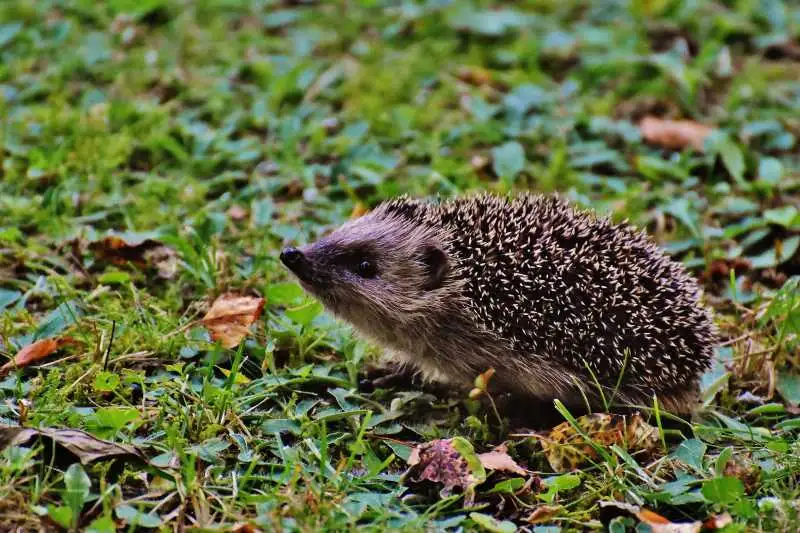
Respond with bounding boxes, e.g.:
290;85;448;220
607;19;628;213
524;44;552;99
702;476;745;505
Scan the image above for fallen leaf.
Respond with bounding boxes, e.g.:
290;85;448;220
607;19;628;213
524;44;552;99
469;512;517;533
404;437;486;501
640;116;714;151
478;445;526;476
638;508;673;526
641;512;701;533
535;413;659;472
525;505;559;524
702;513;733;530
89;234;178;280
0;337;73;376
200;293;265;349
0;425;146;465
599;501;702;533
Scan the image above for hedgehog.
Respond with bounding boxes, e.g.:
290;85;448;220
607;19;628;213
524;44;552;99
279;192;716;416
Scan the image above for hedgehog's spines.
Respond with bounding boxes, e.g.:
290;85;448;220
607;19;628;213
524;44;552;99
370;191;716;398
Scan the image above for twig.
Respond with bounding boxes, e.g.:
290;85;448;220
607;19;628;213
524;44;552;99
719;332;753;347
103;320;116;371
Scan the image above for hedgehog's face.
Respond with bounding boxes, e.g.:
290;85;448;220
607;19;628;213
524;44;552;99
279;212;451;338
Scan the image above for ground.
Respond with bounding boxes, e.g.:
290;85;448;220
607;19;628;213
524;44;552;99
0;1;799;531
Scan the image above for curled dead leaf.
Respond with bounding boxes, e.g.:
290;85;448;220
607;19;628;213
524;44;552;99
200;293;265;349
0;337;74;377
477;444;526;476
535;413;659;472
639;116;714;151
0;425;146;465
89;234;178;280
525;505;559;524
600;501;704;533
404;437;486;501
702;513;733;530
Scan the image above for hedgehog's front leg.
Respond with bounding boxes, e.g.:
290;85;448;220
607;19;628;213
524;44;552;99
358;349;461;396
358;360;423;392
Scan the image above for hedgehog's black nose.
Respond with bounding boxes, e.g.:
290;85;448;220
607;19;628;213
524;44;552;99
280;248;314;282
280;247;303;269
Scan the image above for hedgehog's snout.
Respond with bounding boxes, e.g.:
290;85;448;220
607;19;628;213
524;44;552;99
280;247;302;266
280;247;313;282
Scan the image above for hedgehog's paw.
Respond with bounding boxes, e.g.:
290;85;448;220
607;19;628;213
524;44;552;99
358;360;424;392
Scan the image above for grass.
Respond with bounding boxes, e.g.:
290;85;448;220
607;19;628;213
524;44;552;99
1;0;799;531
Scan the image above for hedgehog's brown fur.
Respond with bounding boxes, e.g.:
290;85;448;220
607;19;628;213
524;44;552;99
280;192;716;416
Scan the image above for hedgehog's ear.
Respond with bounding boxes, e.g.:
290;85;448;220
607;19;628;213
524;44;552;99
421;245;449;291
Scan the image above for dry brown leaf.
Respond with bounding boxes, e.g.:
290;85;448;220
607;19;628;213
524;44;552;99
638;508;674;526
477;445;526;476
525;505;559;524
639;116;714;151
536;412;659;472
0;425;146;465
403;437;485;500
200;293;266;349
702;513;733;530
89;235;178;279
640;509;700;533
600;502;702;533
0;338;72;376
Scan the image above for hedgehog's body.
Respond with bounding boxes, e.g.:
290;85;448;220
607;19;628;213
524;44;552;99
280;193;716;415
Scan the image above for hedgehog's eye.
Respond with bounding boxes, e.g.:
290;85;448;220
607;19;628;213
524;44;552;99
356;260;377;278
